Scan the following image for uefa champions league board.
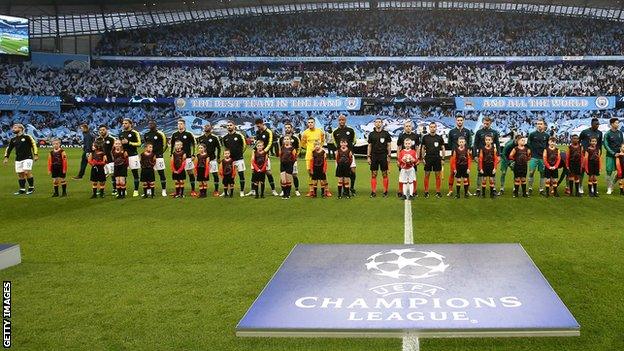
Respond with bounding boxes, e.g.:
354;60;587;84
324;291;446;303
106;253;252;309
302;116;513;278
237;244;579;338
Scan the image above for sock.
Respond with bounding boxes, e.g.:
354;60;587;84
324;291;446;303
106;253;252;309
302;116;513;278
27;177;34;190
398;182;403;194
464;184;469;194
403;183;409;197
382;177;389;192
213;173;219;192
371;178;377;193
424;176;430;192
338;185;343;197
239;172;245;192
408;182;414;197
514;184;519;193
522;183;527;194
286;186;292;197
111;178;116;191
92;187;97;196
267;174;275;190
344;186;350;196
455;185;460;195
54;185;59;195
159;170;167;190
293;176;299;190
539;178;545;191
435;175;441;192
350;173;356;191
260;182;265;197
99;188;104;196
575;182;580;194
481;185;486;194
189;174;196;191
413;181;417;194
528;176;534;189
180;186;185;196
61;182;67;194
132;170;140;190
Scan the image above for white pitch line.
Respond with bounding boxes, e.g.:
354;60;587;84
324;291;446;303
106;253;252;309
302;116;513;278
402;200;419;351
404;199;414;245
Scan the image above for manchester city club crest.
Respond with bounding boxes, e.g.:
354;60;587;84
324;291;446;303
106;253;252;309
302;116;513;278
175;98;187;110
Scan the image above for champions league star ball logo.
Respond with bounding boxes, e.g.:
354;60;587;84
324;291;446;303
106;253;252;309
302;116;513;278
365;249;449;280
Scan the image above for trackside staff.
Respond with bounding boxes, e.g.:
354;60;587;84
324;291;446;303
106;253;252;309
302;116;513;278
3;123;38;195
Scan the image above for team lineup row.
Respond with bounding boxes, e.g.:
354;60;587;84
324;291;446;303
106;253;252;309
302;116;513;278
3;114;624;199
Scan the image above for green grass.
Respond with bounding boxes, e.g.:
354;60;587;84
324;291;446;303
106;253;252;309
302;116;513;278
1;147;623;351
0;35;28;56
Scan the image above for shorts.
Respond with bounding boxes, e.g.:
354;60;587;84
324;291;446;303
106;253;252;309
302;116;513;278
222;175;235;186
114;165;128;178
51;164;65;178
424;158;442;172
481;163;495;177
454;164;469;179
544;168;559;179
252;171;266;183
154;158;166;171
370;154;389;171
529;158;544;175
184;158;195;171
311;166;327;181
196;167;209;182
128;155;141;170
90;165;106;182
399;168;416;183
104;162;115;176
140;168;155;182
568;162;582;176
209;160;218;174
335;163;351;178
513;164;528;178
233;159;246;172
586;160;600;176
172;170;186;181
605;157;616;174
280;162;294;175
14;159;33;173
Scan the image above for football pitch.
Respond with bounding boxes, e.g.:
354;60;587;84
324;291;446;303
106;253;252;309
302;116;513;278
1;148;623;350
0;35;28;56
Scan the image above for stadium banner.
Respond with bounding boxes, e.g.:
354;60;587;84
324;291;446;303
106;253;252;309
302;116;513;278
31;52;90;69
0;95;61;112
455;96;615;111
95;55;624;63
74;96;174;104
175;97;362;112
237;244;579;338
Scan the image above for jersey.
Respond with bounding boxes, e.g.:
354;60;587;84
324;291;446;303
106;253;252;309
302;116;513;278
90;151;107;166
528;130;549;160
280;146;297;165
171;149;186;172
221;132;246;161
310;149;327;172
451;147;471;168
279;134;300;152
170;130;196;157
479;146;498;169
95;135;115;162
48;149;67;174
220;158;236;178
4;134;38;161
252;150;268;172
544;147;560;168
397;131;420;150
197;133;221;160
119;129;141;156
332;126;357;150
567;144;583;166
367;129;392;156
512;146;530;167
301;128;324;159
140;152;156;169
586;146;601;162
255;128;274;153
473;128;500;156
336;148;353;166
112;150;128;167
398;149;418;169
195;153;210;177
421;134;444;161
143;130;167;157
448;127;472;151
604;129;623;157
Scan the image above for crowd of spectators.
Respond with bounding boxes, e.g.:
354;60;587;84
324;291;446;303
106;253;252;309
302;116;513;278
2;63;623;98
94;11;624;57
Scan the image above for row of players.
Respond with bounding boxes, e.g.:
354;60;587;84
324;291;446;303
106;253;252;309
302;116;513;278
3;114;624;199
